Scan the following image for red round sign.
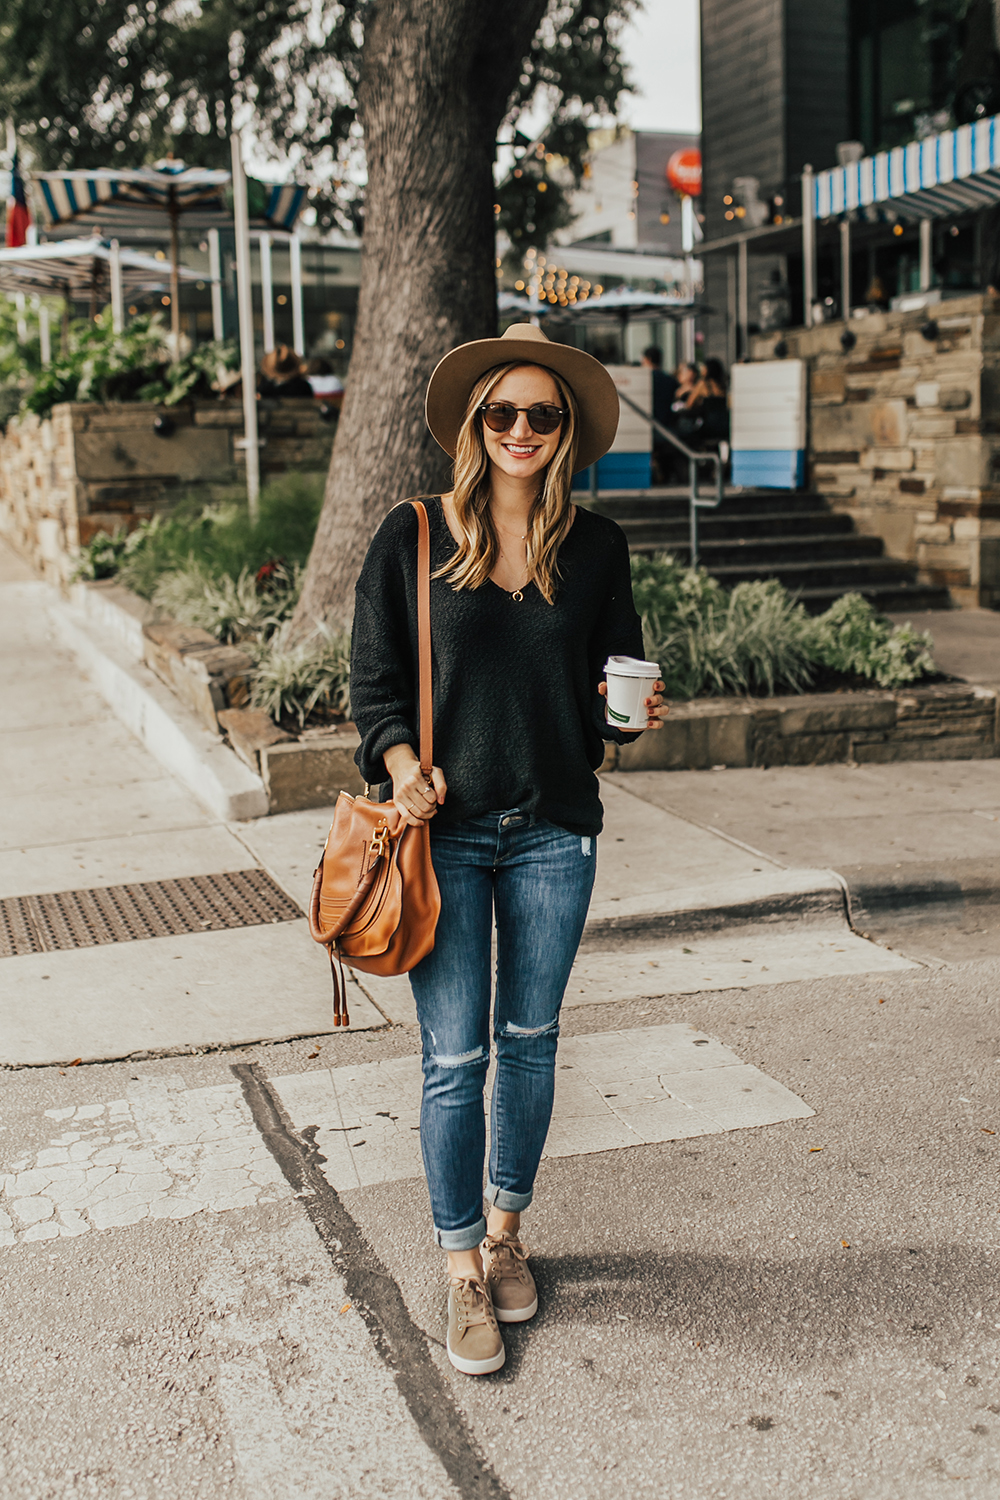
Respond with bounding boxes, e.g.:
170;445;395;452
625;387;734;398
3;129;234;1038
666;148;702;198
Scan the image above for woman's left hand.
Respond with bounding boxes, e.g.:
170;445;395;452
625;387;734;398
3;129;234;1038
598;679;670;731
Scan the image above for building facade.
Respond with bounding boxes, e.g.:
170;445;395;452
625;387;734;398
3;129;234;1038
699;0;999;361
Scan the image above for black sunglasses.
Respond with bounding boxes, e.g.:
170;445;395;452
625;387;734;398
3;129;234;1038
479;401;566;436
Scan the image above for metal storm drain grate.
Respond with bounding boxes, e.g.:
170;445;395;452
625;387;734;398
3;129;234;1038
0;869;303;958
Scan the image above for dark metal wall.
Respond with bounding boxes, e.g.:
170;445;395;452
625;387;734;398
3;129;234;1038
698;0;851;364
700;0;785;244
785;0;851;178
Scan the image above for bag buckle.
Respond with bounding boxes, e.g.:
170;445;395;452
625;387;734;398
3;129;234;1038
369;821;390;862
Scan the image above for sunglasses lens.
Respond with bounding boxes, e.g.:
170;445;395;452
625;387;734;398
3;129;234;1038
479;403;564;435
481;403;517;432
528;405;563;434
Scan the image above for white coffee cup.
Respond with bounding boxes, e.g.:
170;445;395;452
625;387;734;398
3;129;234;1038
604;655;661;730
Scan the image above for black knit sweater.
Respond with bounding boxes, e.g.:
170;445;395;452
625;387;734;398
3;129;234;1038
350;497;646;837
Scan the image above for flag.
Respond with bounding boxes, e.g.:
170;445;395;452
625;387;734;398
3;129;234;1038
6;151;31;247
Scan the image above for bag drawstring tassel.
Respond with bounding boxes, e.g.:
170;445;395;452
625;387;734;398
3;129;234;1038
328;944;350;1028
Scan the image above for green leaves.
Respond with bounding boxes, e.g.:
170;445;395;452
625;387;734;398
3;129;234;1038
634;556;940;700
807;593;937;688
21;313;239;419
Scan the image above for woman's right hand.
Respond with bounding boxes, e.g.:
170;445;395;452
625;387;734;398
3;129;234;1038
383;743;447;827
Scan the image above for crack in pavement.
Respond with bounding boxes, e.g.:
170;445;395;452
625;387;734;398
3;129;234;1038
231;1060;511;1500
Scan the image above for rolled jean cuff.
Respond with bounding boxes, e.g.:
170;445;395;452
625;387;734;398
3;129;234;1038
433;1215;486;1252
485;1181;533;1213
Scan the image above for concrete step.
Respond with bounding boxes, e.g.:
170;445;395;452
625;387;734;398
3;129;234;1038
596;486;951;613
630;532;886;566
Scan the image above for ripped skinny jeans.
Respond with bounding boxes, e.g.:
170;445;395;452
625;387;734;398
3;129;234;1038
408;810;597;1251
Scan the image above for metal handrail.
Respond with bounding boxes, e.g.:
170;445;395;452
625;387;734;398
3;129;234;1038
592;390;725;566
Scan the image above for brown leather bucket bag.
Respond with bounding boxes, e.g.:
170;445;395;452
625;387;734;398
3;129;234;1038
308;500;441;1025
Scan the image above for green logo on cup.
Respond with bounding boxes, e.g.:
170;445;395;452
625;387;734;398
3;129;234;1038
607;705;630;723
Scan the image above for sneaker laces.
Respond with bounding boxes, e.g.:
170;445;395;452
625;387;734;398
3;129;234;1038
483;1232;531;1284
449;1275;496;1331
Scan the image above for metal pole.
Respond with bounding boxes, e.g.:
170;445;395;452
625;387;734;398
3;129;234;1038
802;164;816;329
231;131;261;522
208;227;224;340
290;233;305;355
169;199;181;359
727;251;738;370
919;217;933;292
689;460;699;566
737;238;748;359
840;219;851;321
109;239;124;332
39;304;51;366
259;231;274;353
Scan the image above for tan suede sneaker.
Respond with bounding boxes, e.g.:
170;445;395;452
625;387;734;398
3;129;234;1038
446;1276;505;1375
481;1232;538;1323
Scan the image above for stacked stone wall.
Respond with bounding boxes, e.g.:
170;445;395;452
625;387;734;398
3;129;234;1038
0;399;335;585
751;293;1000;608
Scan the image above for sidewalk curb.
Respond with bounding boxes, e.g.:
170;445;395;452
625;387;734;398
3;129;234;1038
581;868;848;949
48;595;269;822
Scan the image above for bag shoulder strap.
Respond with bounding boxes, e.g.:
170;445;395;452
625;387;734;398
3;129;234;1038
410;500;433;776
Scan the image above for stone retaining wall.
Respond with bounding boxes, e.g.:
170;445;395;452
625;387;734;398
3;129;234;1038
0;398;335;584
611;683;998;771
751;292;1000;608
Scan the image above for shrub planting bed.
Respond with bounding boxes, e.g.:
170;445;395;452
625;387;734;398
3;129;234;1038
70;483;997;811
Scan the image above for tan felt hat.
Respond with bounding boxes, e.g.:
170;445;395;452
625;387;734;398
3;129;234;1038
424;323;619;473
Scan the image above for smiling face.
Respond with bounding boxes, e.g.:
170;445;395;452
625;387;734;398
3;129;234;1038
479;364;565;483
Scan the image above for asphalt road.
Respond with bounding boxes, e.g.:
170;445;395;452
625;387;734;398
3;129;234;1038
3;960;998;1500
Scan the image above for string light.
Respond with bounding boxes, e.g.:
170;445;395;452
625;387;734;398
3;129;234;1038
893;223;904;236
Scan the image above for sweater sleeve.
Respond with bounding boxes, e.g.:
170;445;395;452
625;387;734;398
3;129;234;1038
349;511;419;787
588;521;649;745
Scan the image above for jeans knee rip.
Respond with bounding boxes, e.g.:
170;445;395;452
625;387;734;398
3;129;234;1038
429;1043;487;1068
500;1018;559;1039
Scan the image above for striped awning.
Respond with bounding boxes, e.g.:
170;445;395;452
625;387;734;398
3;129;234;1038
814;114;1000;222
0;237;208;297
32;164;306;233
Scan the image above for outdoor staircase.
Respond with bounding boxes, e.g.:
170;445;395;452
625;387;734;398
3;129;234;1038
594;488;952;615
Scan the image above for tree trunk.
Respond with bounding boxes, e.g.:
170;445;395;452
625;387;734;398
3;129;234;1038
290;0;548;633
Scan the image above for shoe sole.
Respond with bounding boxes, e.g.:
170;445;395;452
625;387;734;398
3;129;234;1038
493;1297;538;1323
447;1342;506;1375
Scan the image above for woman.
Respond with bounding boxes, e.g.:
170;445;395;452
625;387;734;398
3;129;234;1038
349;323;668;1376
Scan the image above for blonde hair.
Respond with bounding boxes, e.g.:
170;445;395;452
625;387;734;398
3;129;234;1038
434;361;580;604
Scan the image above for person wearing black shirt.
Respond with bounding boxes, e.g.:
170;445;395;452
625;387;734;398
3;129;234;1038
350;323;668;1375
641;345;679;484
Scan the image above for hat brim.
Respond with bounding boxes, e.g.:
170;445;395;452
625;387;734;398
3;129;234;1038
424;330;620;473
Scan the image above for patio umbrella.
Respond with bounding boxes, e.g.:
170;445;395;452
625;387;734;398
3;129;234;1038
0;235;207;304
0;235;210;358
560;286;711;360
31;161;306;354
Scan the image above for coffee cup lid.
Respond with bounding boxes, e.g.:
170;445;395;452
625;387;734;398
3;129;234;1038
604;654;660;678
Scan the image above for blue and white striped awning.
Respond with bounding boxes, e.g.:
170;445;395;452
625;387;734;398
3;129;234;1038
814;114;1000;222
32;163;306;233
0;237;209;297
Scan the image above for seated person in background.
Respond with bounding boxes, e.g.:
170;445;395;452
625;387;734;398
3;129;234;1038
676;358;729;448
655;360;698;482
258;346;314;400
641;345;679;485
304;356;345;405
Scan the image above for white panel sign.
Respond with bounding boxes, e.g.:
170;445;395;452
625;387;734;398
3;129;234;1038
730;359;807;451
604;365;652;453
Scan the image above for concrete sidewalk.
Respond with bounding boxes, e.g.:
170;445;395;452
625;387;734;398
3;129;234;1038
4;540;1000;1500
1;537;909;1066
